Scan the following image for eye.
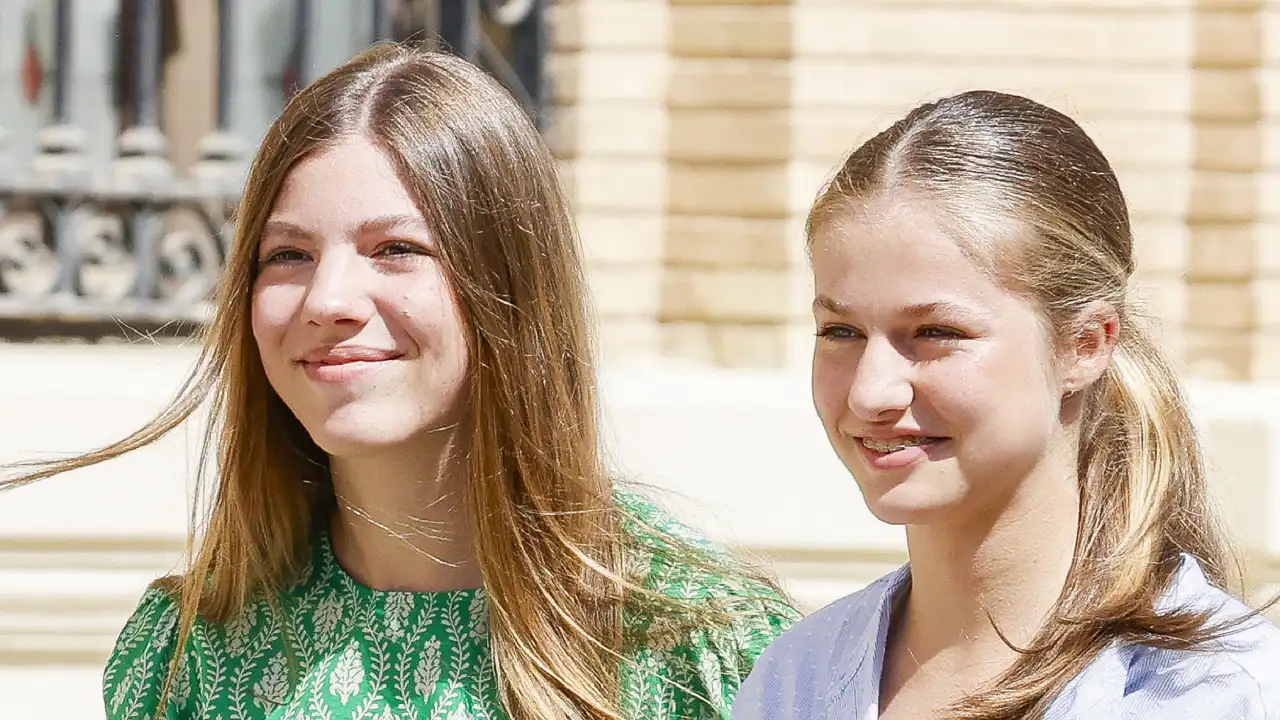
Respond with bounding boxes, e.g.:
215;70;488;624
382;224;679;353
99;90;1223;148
816;324;863;341
917;325;966;342
373;240;431;258
259;247;309;265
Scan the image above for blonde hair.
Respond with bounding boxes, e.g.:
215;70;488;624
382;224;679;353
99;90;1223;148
2;44;784;720
808;90;1263;719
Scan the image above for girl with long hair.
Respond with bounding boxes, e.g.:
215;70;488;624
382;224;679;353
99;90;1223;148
732;91;1280;719
3;44;798;720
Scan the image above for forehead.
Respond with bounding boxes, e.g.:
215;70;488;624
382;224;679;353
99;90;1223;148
809;195;1016;313
270;138;421;222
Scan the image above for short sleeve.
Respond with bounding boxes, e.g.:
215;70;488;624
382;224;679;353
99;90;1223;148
102;586;186;720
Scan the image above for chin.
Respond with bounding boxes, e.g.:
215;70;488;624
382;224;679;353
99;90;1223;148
852;467;970;527
300;412;424;458
306;427;406;458
862;496;961;526
300;403;464;460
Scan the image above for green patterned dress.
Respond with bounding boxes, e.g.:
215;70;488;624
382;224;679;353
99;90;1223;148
102;493;800;719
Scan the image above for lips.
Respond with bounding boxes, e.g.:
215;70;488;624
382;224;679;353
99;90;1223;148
853;433;950;470
295;346;404;383
297;346;403;366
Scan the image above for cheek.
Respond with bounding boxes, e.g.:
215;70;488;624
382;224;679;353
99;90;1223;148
810;352;850;426
399;281;470;367
931;347;1059;439
250;286;297;351
442;307;471;377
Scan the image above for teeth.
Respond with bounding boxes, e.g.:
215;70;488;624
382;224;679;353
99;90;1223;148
862;437;927;453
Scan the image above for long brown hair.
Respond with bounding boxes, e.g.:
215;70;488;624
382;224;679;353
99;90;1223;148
2;44;784;720
808;90;1264;719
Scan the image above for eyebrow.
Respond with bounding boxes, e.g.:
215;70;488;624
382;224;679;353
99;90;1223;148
261;218;313;241
352;214;432;237
813;294;854;316
813;294;983;320
261;214;431;241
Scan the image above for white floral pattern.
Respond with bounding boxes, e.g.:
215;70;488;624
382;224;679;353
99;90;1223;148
102;492;800;719
414;636;444;698
252;654;288;710
385;592;414;636
329;643;367;704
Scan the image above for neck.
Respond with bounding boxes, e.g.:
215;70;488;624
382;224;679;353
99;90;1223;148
900;446;1080;665
328;428;482;593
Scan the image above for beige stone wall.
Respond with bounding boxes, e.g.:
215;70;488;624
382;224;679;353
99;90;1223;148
152;1;1277;379
1188;1;1264;380
550;1;671;362
663;1;807;368
790;0;1200;370
553;0;1280;380
1259;1;1280;379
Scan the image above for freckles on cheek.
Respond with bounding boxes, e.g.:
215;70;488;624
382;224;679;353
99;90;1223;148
927;368;984;413
811;365;848;424
253;284;300;319
250;290;295;345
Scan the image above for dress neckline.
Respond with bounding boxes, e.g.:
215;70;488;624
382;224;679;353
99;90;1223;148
314;531;486;604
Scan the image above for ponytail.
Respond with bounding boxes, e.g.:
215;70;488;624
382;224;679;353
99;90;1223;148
951;316;1252;719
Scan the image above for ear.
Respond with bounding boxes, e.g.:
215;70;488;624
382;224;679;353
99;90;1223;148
1060;302;1119;395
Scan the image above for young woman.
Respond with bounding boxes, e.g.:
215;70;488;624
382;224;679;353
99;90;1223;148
731;91;1280;719
2;45;799;719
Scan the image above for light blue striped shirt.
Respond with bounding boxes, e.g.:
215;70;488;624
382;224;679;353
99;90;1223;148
732;554;1280;719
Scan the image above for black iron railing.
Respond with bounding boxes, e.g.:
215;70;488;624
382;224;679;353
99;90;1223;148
0;0;548;338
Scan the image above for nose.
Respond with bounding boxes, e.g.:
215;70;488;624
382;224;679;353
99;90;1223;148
298;247;375;327
846;335;914;422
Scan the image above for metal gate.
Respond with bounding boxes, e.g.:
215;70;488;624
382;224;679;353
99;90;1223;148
0;0;548;338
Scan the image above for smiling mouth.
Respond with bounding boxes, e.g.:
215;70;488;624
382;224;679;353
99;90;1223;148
302;357;401;367
295;350;405;381
298;355;402;383
860;436;947;454
296;349;405;367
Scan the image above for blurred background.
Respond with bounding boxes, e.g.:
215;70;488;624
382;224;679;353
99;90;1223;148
4;0;1280;717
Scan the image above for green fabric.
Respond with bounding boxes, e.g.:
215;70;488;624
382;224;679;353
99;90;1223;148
102;493;800;719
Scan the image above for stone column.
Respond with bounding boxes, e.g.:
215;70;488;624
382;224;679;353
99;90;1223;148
1256;3;1280;380
661;0;803;369
549;0;669;364
162;0;217;176
1218;0;1280;596
1185;2;1263;381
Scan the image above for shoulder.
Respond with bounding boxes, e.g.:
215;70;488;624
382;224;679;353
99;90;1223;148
614;486;721;558
1127;639;1280;719
615;487;787;604
731;569;906;720
1059;558;1280;720
1130;598;1280;719
615;488;803;718
103;584;185;720
1148;557;1280;719
1065;625;1280;720
750;572;891;667
102;567;311;720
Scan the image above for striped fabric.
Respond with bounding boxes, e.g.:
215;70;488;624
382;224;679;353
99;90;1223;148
731;554;1280;719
